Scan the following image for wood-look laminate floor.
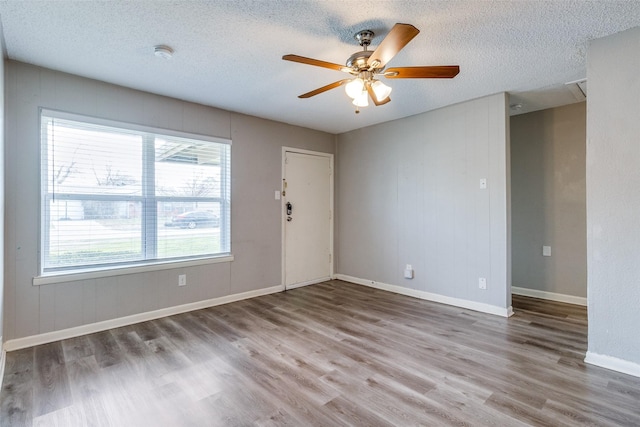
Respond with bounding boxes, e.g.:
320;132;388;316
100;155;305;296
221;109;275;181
2;280;639;426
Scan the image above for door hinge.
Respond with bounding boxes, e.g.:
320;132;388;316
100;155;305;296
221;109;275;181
329;253;332;263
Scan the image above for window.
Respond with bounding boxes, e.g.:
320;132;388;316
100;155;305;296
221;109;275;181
40;109;231;274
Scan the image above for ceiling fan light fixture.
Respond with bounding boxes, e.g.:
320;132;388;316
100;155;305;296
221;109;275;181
352;90;369;107
282;23;460;110
345;78;365;99
371;80;392;102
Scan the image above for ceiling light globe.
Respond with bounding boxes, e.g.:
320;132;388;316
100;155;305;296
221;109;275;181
345;78;365;99
352;91;369;107
371;80;392;102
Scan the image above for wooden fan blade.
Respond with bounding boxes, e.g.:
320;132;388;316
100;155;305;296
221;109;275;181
299;79;351;98
384;66;460;79
367;23;420;68
366;83;391;106
283;54;351;73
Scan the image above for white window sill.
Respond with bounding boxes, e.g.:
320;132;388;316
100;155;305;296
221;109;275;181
33;255;234;286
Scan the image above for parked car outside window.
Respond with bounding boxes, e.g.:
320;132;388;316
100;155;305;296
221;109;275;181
165;211;219;229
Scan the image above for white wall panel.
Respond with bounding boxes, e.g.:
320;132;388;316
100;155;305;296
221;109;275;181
337;93;510;311
586;26;640;368
0;43;5;345
116;274;159;318
397;134;424;292
81;280;97;325
38;285;55;334
229;114;334;294
182;101;231;139
54;282;84;330
140;93;186;132
4;61;334;341
15;259;41;337
94;277;119;323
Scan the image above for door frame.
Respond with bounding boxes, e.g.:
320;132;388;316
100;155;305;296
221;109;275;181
281;147;334;290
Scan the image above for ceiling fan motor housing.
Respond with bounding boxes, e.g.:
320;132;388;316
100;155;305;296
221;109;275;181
355;30;374;47
346;50;374;70
347;30;381;72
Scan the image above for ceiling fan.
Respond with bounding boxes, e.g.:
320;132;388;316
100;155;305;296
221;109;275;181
283;23;460;113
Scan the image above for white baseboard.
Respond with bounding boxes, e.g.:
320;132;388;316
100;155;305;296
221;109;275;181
512;286;587;306
585;351;640;378
285;276;332;290
3;285;284;352
335;274;513;318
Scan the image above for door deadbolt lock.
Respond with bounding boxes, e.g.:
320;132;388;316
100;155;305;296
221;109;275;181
287;216;292;222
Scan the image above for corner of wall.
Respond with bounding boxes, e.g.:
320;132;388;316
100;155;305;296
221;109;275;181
585;351;640;378
586;26;640;369
0;23;6;350
0;344;5;391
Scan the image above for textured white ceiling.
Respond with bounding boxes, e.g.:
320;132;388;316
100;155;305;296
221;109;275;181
0;1;639;134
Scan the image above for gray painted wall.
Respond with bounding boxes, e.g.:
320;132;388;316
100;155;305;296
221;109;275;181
336;93;511;310
3;61;335;341
0;55;5;346
511;103;587;298
587;27;640;365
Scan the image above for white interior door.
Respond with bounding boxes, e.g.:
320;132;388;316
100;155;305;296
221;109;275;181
283;150;333;289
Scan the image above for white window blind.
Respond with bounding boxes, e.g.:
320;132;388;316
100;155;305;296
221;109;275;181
40;109;231;274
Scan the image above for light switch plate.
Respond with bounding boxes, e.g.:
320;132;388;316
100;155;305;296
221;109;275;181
480;178;487;189
543;246;552;257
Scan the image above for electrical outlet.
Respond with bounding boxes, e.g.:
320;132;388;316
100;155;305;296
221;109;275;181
404;264;414;279
479;277;487;290
178;274;186;286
